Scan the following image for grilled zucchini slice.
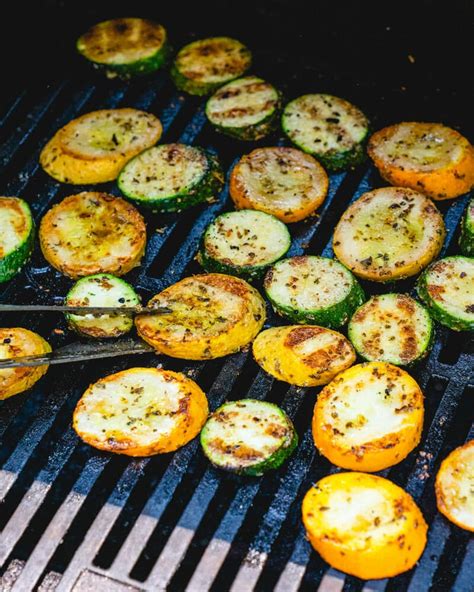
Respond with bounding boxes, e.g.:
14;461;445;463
77;18;170;78
0;197;34;283
171;37;251;96
65;274;140;338
302;472;428;579
118;144;224;213
436;440;474;532
0;328;51;400
348;294;433;365
253;325;355;387
73;367;208;457
198;209;290;279
205;76;281;140
417;256;474;331
135;273;266;360
282;94;369;171
40;108;162;185
313;362;424;472
368;122;474;200
200;399;297;476
39;192;146;279
264;256;365;328
459;197;474;256
229;147;329;223
333;187;445;282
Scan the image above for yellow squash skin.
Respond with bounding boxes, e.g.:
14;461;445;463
252;325;355;387
0;328;51;400
40;108;162;184
313;362;424;471
39;192;146;279
73;367;208;457
368;122;474;200
435;440;474;532
302;472;427;579
135;273;266;360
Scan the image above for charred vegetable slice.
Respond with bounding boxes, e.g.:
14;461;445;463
39;192;146;279
0;197;34;283
200;399;297;475
73;367;208;457
0;328;51;400
253;325;355;387
264;256;365;328
436;440;474;531
118;144;224;212
282;94;369;171
198;209;290;279
302;472;428;579
65;274;140;338
229;147;328;223
459;197;474;256
417;256;474;331
77;18;170;78
333;187;445;282
135;273;266;360
171;37;252;96
312;362;424;472
368;122;474;200
205;76;281;140
348;293;433;365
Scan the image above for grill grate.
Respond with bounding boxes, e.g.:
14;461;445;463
0;55;473;592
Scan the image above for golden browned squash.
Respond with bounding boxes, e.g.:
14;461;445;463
135;273;266;360
302;472;428;579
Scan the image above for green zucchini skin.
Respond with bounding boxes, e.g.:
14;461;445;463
197;209;291;280
200;399;298;476
417;256;474;331
459;198;474;256
348;293;433;366
0;198;35;283
264;256;365;329
281;94;370;172
76;18;171;79
118;145;224;213
205;76;281;141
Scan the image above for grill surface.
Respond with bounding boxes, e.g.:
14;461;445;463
0;38;473;592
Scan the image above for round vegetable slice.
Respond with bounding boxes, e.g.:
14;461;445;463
73;367;208;457
171;37;251;96
200;399;297;475
282;94;369;171
0;197;34;283
253;325;355;387
40;108;162;185
333;187;445;282
264;256;365;328
0;328;51;400
348;293;433;365
229;147;329;223
302;472;428;579
39;192;146;279
417;256;474;331
77;17;170;78
436;440;474;531
312;362;424;472
135;273;266;360
118;144;224;212
65;274;140;338
198;209;290;279
368;122;474;200
459;197;474;256
205;76;281;140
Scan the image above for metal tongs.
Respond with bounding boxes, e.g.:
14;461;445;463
0;303;171;369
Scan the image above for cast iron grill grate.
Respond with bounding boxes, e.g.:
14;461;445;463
0;55;472;592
